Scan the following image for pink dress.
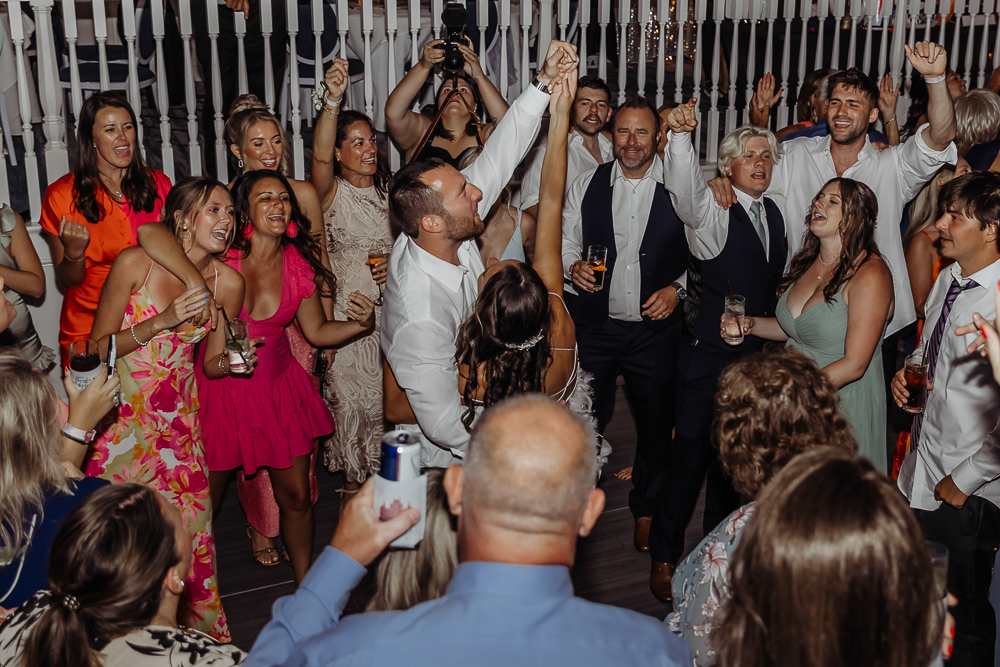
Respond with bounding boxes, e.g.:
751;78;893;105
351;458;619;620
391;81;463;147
196;245;334;475
85;275;228;641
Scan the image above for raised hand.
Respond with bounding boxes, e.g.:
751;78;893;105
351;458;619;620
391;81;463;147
666;97;699;134
58;216;90;261
905;41;948;78
879;73;899;121
538;40;579;87
323;58;350;103
457;39;486;81
749;73;783;127
549;69;578;118
419;39;447;70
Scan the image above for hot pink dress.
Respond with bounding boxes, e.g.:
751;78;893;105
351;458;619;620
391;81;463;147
196;246;335;475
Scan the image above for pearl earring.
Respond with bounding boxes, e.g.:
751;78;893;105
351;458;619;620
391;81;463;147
173;573;185;589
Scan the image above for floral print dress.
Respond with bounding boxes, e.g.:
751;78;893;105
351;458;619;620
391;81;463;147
666;503;756;666
84;278;229;642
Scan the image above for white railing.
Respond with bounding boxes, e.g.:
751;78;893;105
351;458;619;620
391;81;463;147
2;0;994;389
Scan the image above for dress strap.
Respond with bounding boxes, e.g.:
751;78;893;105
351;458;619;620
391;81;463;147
141;261;155;288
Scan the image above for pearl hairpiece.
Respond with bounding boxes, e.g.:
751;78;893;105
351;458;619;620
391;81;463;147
502;330;544;351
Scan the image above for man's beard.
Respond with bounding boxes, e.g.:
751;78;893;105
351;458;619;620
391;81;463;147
445;211;483;241
614;145;654;171
828;116;867;146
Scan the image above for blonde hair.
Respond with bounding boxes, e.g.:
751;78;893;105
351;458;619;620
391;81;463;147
365;469;458;612
955;89;1000;153
225;94;291;176
717;125;783;174
0;350;69;553
903;162;962;247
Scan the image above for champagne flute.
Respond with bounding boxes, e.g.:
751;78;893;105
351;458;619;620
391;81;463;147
367;247;389;306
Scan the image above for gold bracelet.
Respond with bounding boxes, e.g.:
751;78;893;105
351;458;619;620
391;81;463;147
884;117;897;125
64;253;85;263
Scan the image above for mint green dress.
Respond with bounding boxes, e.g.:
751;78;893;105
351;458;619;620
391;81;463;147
775;290;887;472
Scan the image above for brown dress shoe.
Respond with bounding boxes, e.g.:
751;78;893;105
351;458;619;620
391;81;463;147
650;560;676;602
633;516;652;552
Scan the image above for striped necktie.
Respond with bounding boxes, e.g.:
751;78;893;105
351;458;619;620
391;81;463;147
911;277;979;451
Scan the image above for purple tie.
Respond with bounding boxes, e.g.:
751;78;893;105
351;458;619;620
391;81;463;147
911;277;979;451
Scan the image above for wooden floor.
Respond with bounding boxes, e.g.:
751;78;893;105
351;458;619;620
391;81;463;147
212;380;705;649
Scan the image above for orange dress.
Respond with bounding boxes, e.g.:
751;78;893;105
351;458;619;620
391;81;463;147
38;171;172;360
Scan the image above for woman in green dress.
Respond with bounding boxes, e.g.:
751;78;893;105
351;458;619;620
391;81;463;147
735;178;894;471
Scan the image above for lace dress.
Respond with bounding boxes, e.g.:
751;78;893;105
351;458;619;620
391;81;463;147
84;271;228;641
322;180;393;483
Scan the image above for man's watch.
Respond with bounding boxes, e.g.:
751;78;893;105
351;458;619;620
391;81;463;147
672;282;687;301
531;75;550;94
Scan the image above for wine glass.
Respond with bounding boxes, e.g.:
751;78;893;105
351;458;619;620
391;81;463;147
367;247;389;306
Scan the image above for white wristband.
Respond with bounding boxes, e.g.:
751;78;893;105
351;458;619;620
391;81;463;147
325;96;343;109
924;73;947;85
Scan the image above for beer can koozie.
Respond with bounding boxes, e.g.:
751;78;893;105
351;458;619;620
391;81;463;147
379;430;421;481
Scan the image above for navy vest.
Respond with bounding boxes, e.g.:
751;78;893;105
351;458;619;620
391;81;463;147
682;197;786;356
564;162;689;333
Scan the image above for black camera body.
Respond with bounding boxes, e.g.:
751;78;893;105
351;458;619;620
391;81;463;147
440;2;469;77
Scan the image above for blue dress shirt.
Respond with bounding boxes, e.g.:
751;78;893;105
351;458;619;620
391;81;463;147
246;547;691;667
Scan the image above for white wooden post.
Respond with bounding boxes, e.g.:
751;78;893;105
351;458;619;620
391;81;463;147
540;0;554;67
235;11;248;94
745;0;760;125
950;0;964;72
674;0;687;101
92;0;112;89
616;0;628;104
655;0;668;106
205;0;228;181
260;0;276;110
9;2;41;218
152;0;174;181
500;0;510;95
726;0;744;134
598;0;610;81
121;0;143;150
60;0;83;122
28;0;67;185
814;0;829;69
522;0;533;89
847;0;861;68
387;0;400;171
287;0;304;179
831;0;846;64
178;0;202;175
778;0;795;127
578;0;590;76
363;0;375;118
637;0;650;97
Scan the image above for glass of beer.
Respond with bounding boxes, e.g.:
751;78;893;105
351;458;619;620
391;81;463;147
367;248;388;305
68;338;102;390
903;351;929;414
226;319;250;375
723;295;746;346
586;245;607;292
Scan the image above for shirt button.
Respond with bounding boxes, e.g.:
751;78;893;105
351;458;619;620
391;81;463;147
627;265;631;269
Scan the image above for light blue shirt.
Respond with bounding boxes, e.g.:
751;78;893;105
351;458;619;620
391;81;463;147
245;547;691;667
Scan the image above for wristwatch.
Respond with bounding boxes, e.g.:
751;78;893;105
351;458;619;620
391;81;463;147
531;75;550;94
672;281;687;301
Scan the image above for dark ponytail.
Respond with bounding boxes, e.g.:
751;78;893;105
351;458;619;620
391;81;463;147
21;483;179;667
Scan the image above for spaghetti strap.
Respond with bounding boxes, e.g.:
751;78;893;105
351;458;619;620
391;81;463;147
141;261;155;288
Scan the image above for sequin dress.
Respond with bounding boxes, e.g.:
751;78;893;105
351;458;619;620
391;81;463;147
322;180;392;483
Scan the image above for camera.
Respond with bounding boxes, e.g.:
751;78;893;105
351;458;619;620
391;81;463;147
439;2;469;77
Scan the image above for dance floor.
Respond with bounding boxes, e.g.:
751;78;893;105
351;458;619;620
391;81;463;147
213;380;693;649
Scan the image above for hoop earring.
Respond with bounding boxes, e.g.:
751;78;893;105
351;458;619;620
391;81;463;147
180;226;192;241
238;158;244;169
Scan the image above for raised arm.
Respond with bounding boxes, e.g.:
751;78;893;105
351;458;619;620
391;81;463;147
457;40;509;131
532;71;574;294
311;59;349;209
663;98;718;229
905;41;956;151
748;74;783;129
879;74;901;147
384;40;442;155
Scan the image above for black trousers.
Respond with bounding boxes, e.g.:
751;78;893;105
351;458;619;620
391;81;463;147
916;496;1000;667
192;0;288;177
650;340;742;564
576;317;680;519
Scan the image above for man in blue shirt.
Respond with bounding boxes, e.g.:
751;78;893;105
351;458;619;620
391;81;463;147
245;394;691;667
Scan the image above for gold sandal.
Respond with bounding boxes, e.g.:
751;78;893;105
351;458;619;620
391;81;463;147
246;524;281;568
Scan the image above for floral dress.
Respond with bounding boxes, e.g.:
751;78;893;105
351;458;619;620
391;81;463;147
84;278;228;642
666;503;756;666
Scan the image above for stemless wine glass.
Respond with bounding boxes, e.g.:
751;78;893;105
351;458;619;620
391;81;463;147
367;247;390;306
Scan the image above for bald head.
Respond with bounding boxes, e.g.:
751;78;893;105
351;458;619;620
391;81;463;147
462;395;598;530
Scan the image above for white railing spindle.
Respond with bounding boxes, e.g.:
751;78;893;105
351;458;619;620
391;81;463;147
616;0;628;104
707;0;723;161
9;1;40;218
286;0;304;180
205;0;227;181
778;0;794;128
964;0;981;83
500;0;510;96
260;0;275;110
637;0;649;97
950;0;964;72
877;0;892;78
235;11;248;94
557;0;569;42
693;0;706;155
29;0;66;183
92;0;111;90
598;0;610;81
797;0;811;107
814;0;829;70
847;0;861;68
60;0;83;122
726;0;744;134
831;0;846;64
745;0;760;126
121;0;143;150
674;0;686;102
151;0;174;182
578;0;590;76
178;0;202;175
656;0;668;106
977;0;993;87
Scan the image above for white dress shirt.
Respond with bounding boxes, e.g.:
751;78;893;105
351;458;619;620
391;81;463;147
664;130;771;261
517;130;613;210
767;124;958;337
381;85;549;466
897;258;1000;511
561;155;665;321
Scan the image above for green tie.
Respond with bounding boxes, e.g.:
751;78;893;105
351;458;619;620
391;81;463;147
749;200;767;257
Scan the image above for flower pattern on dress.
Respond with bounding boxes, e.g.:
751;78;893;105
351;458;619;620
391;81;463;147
665;502;756;666
84;285;229;642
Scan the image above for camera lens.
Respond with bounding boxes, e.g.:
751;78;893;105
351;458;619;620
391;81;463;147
442;49;465;76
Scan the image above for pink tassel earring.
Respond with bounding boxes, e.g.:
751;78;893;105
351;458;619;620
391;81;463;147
285;221;299;238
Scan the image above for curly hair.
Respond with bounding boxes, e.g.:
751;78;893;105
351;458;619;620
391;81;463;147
456;263;552;431
714;348;857;498
230;169;336;298
777;177;880;303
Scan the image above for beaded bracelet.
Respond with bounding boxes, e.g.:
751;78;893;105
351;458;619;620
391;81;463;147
218;354;229;376
130;322;148;347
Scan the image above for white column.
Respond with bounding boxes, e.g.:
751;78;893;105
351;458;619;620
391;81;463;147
178;0;203;175
28;0;67;186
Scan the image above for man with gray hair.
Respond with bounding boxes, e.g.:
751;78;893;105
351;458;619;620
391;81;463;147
244;394;691;666
647;99;787;601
